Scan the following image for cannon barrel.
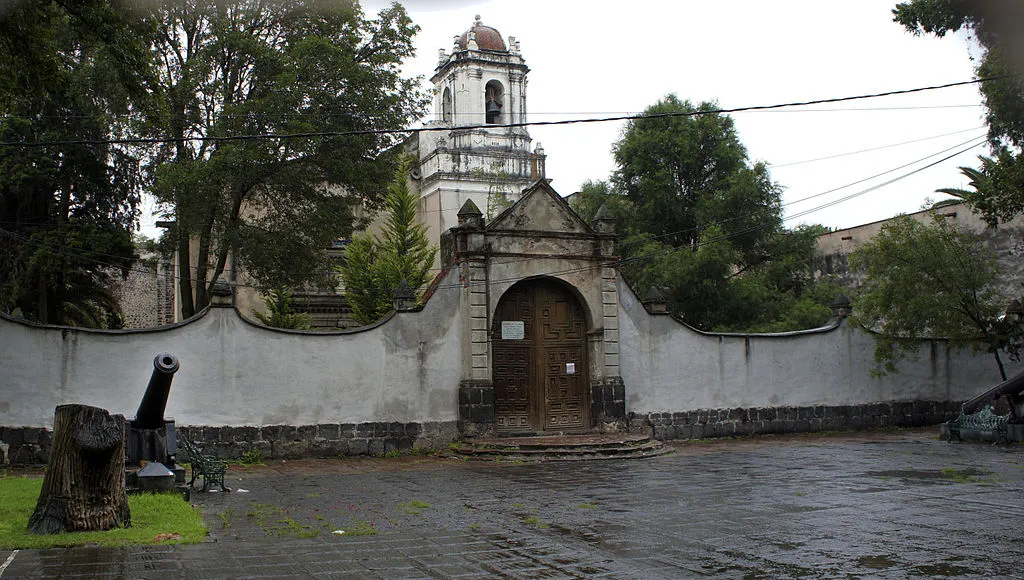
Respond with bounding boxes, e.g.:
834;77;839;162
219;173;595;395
134;353;180;429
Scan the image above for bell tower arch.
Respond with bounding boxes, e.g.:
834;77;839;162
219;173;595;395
410;16;546;249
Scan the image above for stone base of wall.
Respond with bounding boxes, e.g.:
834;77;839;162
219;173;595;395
633;401;964;440
1;421;459;465
0;426;51;465
458;380;494;437
591;376;626;425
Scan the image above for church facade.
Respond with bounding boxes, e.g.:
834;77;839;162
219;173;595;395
4;18;1021;463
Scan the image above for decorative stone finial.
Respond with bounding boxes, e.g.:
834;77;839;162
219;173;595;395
830;294;851;319
591;203;616;234
457;198;484;229
534;142;544;156
642;286;668;315
393;278;417;312
210;281;233;307
474;14;481;25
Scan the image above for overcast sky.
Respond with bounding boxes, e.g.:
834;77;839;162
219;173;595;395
362;0;987;232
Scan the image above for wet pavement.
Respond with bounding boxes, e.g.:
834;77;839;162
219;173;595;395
3;428;1024;578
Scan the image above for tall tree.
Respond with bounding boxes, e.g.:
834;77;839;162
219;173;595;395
894;0;1024;223
852;213;1021;379
596;95;834;331
145;0;428;317
0;1;149;326
341;156;437;325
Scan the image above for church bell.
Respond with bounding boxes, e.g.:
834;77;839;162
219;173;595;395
486;99;502;121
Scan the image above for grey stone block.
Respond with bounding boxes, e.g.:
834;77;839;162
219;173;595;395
318;424;341;440
349;438;369;456
368;439;385;456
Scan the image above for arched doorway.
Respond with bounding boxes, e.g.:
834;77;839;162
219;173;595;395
491;278;590;434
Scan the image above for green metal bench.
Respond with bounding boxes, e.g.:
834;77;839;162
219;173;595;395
179;437;229;492
945;405;1010;443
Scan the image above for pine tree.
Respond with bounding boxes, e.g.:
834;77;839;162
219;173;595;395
341;156;437;325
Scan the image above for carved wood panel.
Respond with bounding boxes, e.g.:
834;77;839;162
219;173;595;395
492;279;589;434
492;287;534;434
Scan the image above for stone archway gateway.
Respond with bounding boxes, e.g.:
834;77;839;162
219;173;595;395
491;278;590;434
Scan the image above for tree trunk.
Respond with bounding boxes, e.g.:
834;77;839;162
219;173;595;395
28;405;130;534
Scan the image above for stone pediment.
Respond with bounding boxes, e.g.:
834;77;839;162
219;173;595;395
487;180;591;234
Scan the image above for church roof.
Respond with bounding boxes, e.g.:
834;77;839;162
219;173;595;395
458;16;506;52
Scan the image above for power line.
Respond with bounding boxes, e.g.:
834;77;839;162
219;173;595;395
0;76;1008;148
2;132;988;296
769;126;986;168
0;103;983;121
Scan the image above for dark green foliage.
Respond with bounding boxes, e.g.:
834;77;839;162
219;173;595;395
253;287;311;330
851;214;1019;378
894;0;1024;223
938;150;1024;225
341;157;437;325
0;1;149;326
590;95;836;332
145;0;428;317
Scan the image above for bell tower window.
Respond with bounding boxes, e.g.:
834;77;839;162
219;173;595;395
442;87;452;124
485;80;504;124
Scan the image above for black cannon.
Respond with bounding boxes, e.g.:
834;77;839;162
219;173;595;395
126;353;183;486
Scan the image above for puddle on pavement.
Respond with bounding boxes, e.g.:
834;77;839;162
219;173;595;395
858;554;899;569
866;468;994;484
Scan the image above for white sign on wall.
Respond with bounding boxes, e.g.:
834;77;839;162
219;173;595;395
501;321;525;340
566;362;576;375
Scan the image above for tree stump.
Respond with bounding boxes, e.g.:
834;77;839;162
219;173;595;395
28;404;131;534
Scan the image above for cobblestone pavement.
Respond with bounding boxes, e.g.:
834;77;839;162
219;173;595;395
4;429;1024;579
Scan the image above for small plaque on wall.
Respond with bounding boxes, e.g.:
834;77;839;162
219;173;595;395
501;321;525;340
566;362;576;375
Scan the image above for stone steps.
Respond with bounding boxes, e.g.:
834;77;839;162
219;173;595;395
454;433;672;462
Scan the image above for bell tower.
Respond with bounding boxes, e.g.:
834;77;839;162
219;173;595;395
409;16;546;245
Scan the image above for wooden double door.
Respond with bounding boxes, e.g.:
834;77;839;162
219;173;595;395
491;279;590;434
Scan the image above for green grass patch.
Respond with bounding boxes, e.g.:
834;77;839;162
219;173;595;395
521;515;549;529
342;520;378;536
397;500;431;515
939;468;994;484
245;502;318;538
235;448;265;466
0;476;206;549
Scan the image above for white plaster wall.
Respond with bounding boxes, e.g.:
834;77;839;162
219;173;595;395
618;279;1021;412
0;276;464;429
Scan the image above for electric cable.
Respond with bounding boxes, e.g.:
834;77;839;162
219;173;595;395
0;76;1009;148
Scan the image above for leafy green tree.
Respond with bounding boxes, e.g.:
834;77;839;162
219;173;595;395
0;1;149;326
895;0;1024;224
596;95;835;331
852;213;1020;378
341;157;437;325
254;287;311;330
145;0;428;318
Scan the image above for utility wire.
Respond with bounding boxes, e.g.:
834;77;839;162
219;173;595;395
0;103;983;121
0;76;1008;148
0;134;986;297
769;126;986;168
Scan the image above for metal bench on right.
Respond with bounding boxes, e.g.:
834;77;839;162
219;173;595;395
945;406;1010;443
179;437;229;492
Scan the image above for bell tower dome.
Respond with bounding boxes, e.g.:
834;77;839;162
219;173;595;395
408;16;546;247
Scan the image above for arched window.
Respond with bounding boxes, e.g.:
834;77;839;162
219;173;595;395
485;80;504;124
442;87;452;124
